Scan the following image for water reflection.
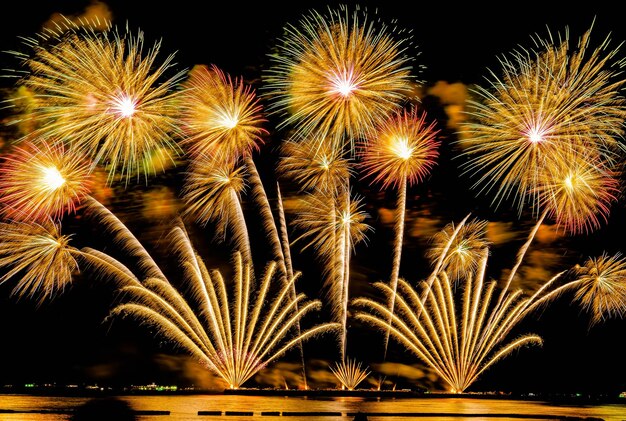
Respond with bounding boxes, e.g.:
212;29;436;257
0;394;623;421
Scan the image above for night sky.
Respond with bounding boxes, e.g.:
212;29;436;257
0;0;625;394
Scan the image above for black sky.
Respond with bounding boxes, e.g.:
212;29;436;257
0;0;625;394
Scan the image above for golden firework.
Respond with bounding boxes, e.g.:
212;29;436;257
110;237;338;389
178;64;267;160
0;220;78;302
459;27;626;214
427;218;490;282
572;253;626;325
14;17;185;183
279;137;351;193
360;107;439;189
264;5;417;151
181;155;250;262
0;141;92;222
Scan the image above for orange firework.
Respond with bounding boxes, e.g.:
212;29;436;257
0;141;92;222
178;64;267;160
360;108;439;189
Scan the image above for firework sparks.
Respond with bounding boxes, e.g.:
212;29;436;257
12;17;185;183
0;220;78;302
360;108;440;189
572;253;626;325
292;189;371;360
330;358;370;390
360;107;439;356
426;218;490;282
459;27;626;214
178;64;267;160
264;4;416;151
279;137;352;193
110;230;338;389
0;141;92;222
535;151;619;235
181;156;251;263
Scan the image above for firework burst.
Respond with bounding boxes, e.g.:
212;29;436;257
0;141;92;222
426;218;490;282
0;220;78;302
535;151;619;235
178;64;267;160
264;4;417;150
360;108;440;189
12;17;185;183
181;156;251;262
360;107;439;356
572;253;626;325
279;137;352;193
459;26;626;214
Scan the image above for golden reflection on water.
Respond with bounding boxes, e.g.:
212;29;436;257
0;394;624;421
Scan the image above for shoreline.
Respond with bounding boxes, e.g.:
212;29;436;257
0;386;624;405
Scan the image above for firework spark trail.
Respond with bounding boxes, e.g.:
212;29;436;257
181;156;252;264
10;17;185;184
264;4;416;152
355;215;626;392
109;229;339;389
82;196;167;281
330;357;370;390
360;107;439;358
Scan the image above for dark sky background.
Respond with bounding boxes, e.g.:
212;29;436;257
0;0;625;394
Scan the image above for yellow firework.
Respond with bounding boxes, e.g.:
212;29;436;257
572;253;626;325
0;141;92;222
459;27;626;213
359;106;439;356
535;150;619;235
0;220;78;302
353;215;615;392
279;137;351;193
178;64;267;160
264;5;416;150
110;234;338;389
292;190;370;262
181;156;250;262
292;189;370;360
426;218;490;282
330;358;370;390
13;17;185;183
